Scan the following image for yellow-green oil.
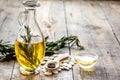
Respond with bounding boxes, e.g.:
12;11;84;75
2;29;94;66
15;39;45;71
74;53;98;69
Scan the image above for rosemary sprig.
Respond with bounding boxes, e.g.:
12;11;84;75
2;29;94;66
20;26;32;43
0;40;15;61
45;36;84;55
19;25;39;68
0;36;84;62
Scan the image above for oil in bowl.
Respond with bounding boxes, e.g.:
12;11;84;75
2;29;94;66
74;51;98;71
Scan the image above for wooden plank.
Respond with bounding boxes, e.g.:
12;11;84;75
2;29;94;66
0;0;120;80
99;1;120;55
38;1;72;80
77;1;120;80
99;1;120;79
36;0;68;41
64;1;107;80
0;0;22;80
0;0;21;43
83;1;120;80
37;0;73;79
0;0;8;33
0;0;24;80
65;0;120;80
0;13;17;80
0;61;15;80
11;0;73;80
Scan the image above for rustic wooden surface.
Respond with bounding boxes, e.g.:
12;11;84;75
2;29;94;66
0;0;120;80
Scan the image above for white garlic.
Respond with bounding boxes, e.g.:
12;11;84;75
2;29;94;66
61;63;68;67
54;51;59;53
52;70;59;74
63;60;69;63
53;54;58;57
58;68;62;72
44;56;50;61
41;61;46;65
63;66;69;71
43;54;76;76
41;68;46;72
49;56;54;60
69;62;74;66
60;66;64;70
67;64;72;69
44;71;52;76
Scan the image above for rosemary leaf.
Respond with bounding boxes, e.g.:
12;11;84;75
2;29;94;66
0;36;84;61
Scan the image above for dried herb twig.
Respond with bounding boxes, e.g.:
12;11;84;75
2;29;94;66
20;26;32;43
45;36;84;55
0;40;15;61
0;36;84;62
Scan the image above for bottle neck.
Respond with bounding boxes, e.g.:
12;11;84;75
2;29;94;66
25;9;36;27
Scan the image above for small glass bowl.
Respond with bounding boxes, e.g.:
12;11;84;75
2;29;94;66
74;50;98;71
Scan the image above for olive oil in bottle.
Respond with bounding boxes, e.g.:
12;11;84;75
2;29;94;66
15;0;45;75
15;39;45;71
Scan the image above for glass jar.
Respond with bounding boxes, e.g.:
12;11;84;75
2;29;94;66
15;0;45;75
74;50;98;71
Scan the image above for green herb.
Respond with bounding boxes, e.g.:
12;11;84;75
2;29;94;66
0;40;15;61
20;26;32;43
0;36;84;62
18;42;40;69
45;36;84;56
17;26;41;68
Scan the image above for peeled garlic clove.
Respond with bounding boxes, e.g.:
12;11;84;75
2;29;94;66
52;70;59;74
41;61;46;65
63;66;69;71
41;68;46;72
58;68;62;72
67;64;72;69
49;56;54;60
44;56;50;61
69;62;74;66
53;54;58;57
60;66;64;70
61;63;68;67
63;60;69;63
54;51;59;54
44;71;52;76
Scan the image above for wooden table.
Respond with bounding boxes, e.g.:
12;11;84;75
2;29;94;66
0;0;120;80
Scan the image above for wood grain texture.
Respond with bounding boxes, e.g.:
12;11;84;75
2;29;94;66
0;0;20;80
76;1;120;80
0;0;120;80
64;1;109;80
11;0;73;80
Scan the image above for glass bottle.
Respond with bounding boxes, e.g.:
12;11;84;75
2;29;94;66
15;0;45;75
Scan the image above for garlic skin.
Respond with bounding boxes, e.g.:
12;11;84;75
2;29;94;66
41;54;75;76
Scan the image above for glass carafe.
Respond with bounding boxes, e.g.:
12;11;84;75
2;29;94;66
15;0;45;75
